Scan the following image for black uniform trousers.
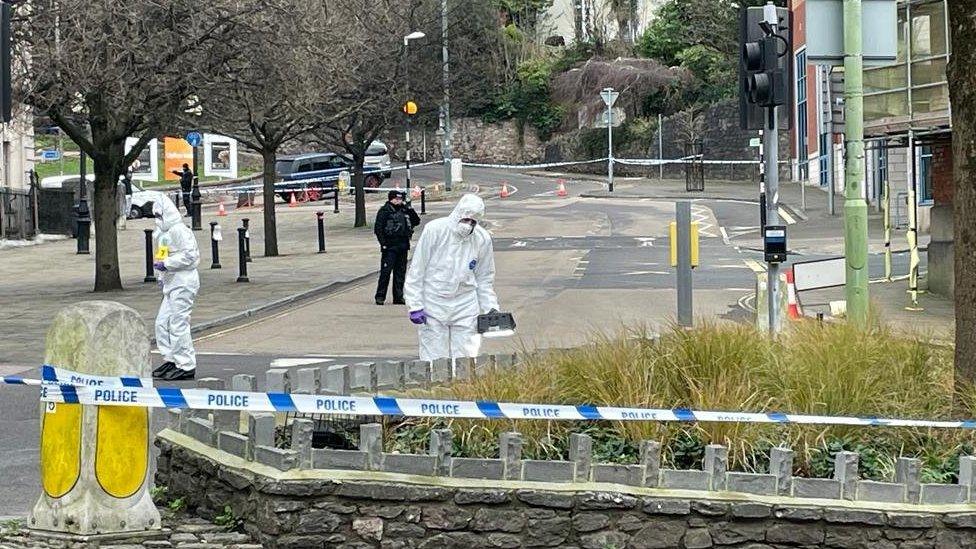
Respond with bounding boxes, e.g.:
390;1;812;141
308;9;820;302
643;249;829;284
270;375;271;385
375;246;409;303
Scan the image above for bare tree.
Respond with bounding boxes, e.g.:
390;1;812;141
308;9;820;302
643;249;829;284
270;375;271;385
198;0;358;256
16;0;247;291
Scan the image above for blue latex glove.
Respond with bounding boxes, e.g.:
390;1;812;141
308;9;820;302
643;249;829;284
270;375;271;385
409;309;427;325
153;261;167;272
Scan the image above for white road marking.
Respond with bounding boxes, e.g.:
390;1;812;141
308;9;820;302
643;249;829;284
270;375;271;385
743;259;767;273
270;358;334;368
778;207;796;225
621;270;670;276
720;227;730;246
510;241;527;248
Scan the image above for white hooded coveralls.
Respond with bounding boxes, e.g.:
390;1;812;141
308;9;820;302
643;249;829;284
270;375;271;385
404;194;499;362
153;195;200;371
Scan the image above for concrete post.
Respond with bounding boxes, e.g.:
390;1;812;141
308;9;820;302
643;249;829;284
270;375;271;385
569;433;592;482
360;423;383;471
500;432;523;481
843;0;870;324
769;447;794;496
431;429;453;476
704;445;728;491
31;301;160;536
295;367;321;394
640;441;661;487
896;457;922;504
959;456;976;503
834;451;859;500
291;418;315;469
266;369;291;393
247;413;275;461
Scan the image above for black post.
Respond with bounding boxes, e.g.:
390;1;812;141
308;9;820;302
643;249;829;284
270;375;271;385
242;218;252;262
316;211;326;253
236;227;249;282
759;191;767;229
76;150;90;254
333;187;340;214
420;187;426;215
143;228;156;283
210;221;222;269
191;177;202;231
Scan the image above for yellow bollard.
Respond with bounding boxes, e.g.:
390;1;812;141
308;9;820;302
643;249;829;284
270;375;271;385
31;301;160;538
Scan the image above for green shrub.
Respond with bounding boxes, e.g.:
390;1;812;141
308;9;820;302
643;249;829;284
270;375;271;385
391;321;975;480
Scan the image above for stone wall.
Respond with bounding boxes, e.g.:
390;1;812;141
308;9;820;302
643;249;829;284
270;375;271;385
159;435;976;549
384;118;547;165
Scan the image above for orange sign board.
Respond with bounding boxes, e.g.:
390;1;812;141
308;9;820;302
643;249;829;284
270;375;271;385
163;137;193;181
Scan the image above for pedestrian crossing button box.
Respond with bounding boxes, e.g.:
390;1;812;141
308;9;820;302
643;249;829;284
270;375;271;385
764;225;787;263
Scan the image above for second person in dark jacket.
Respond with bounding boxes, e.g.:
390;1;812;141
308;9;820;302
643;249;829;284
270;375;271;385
374;190;421;305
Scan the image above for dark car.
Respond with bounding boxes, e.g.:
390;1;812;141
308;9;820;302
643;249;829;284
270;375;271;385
275;152;385;202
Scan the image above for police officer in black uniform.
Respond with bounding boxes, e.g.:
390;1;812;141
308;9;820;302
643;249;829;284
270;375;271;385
374;190;421;305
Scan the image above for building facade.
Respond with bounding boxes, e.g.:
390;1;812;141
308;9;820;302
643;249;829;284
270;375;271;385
539;0;663;45
789;0;953;295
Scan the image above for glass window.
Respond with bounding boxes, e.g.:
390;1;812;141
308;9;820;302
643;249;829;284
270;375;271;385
911;1;948;59
875;141;888;187
919;146;933;202
819;133;829;187
796;51;808;181
864;65;907;94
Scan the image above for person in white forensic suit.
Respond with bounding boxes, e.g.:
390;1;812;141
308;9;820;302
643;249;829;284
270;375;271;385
150;194;200;381
404;193;500;363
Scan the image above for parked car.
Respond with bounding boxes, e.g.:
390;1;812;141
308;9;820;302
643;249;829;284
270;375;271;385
364;140;392;179
127;182;160;219
275;152;385;202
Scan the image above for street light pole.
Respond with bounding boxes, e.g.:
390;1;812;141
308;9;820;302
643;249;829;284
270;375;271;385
441;0;452;192
842;0;869;324
403;31;425;192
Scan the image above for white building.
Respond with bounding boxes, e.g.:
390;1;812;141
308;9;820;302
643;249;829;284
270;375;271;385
0;108;35;190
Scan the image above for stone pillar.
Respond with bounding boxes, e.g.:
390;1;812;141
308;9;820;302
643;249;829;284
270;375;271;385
500;432;523;481
31;301;161;536
360;423;383;471
640;441;661;487
430;429;453;476
834;451;859;501
247;413;275;460
570;433;592;482
896;457;922;504
266;369;291;393
704;445;728;491
291;419;314;469
769;447;794;496
959;456;976;503
295;367;321;394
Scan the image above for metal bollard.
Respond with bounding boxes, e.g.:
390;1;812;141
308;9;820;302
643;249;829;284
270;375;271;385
333;188;340;214
420;187;426;215
191;177;202;231
316;211;326;253
242;218;252;262
143;228;156;283
209;221;222;269
236;227;249;282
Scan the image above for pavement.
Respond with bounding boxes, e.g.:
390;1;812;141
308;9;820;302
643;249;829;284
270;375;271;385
0;166;955;517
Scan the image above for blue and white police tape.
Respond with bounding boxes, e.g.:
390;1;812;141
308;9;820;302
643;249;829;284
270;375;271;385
2;366;152;388
2;374;974;429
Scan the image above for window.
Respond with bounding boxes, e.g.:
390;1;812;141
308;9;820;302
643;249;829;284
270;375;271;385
796;51;808;181
819;133;829;187
919;145;933;202
875;142;888;188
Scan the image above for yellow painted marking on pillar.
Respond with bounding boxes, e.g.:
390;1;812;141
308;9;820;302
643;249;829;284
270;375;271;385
669;221;677;267
96;406;149;498
690;222;700;268
40;402;82;498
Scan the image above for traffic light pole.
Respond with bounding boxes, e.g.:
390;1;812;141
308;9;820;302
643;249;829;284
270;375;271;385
762;4;781;336
843;0;870;325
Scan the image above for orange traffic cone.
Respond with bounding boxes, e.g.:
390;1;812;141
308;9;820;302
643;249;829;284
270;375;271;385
556;180;568;197
289;192;298;207
217;200;227;216
500;182;510;198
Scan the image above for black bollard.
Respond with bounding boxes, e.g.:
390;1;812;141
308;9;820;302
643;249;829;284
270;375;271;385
333;187;340;214
316;211;326;253
143;228;156;283
191;177;202;231
210;221;222;269
420;187;426;215
242;218;252;262
236;227;249;282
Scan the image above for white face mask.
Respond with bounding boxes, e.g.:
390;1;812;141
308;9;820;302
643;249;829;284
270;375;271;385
453;221;474;238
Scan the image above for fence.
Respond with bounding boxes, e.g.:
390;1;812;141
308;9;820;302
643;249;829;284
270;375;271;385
0;186;36;240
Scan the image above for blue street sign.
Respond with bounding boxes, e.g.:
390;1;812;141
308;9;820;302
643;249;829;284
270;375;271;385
41;149;61;161
185;131;203;147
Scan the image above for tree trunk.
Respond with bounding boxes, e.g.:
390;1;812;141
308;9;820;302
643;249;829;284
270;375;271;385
353;153;366;228
949;0;976;392
261;149;279;256
91;154;123;292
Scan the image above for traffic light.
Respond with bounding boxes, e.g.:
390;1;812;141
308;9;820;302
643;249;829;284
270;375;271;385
738;6;791;130
742;35;787;108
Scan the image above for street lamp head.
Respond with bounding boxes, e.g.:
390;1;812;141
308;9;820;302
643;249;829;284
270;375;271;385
403;31;426;45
